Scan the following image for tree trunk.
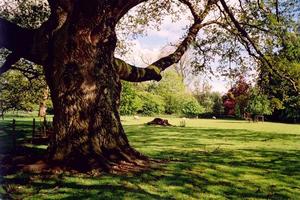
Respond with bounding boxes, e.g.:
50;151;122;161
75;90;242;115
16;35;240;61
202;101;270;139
43;5;147;172
38;88;49;117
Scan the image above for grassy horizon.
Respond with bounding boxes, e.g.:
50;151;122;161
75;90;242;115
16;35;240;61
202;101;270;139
0;116;299;199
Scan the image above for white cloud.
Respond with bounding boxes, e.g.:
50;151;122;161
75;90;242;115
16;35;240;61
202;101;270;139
209;78;228;94
118;13;192;65
119;40;161;67
146;15;191;43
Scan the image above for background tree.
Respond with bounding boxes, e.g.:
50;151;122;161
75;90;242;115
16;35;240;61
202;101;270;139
119;69;202;116
222;76;250;116
211;93;224;116
193;81;224;116
147;69;186;115
258;31;300;122
0;69;46;119
119;81;142;116
222;91;236;116
246;88;272;116
182;98;205;118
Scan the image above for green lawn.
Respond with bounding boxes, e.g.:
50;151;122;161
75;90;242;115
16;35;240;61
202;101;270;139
0;116;300;199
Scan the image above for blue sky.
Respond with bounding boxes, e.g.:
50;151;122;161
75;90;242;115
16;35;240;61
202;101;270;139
119;15;229;94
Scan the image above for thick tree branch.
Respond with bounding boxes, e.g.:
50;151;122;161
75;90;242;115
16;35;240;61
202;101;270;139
11;64;43;80
0;18;49;70
114;58;162;82
115;0;218;82
0;18;34;55
178;0;200;19
0;53;19;75
113;0;148;20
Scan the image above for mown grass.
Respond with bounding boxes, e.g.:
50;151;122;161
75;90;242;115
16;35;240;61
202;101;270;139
0;116;300;199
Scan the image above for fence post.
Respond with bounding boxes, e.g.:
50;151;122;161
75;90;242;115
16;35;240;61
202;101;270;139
32;118;36;143
12;119;16;151
43;116;47;137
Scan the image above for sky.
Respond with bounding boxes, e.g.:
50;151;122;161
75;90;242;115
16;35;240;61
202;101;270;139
117;15;230;94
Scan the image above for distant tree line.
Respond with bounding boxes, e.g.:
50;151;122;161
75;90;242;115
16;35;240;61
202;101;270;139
119;70;206;118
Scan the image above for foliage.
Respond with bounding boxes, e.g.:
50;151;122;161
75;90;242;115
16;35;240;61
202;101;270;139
194;92;214;113
279;96;300;123
119;70;205;117
258;30;300;122
222;92;236;116
0;70;46;116
120;81;142;115
119;69;207;117
194;90;224;115
223;76;251;116
138;92;165;116
212;93;224;115
246;88;272;115
181;98;204;118
234;104;241;118
147;70;188;115
164;94;186;114
190;0;298;83
148;70;186;96
0;0;49;29
193;81;224;115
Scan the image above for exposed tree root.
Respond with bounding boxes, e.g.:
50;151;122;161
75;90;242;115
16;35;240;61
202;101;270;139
0;145;164;177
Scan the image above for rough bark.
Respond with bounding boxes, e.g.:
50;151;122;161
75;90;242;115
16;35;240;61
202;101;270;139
43;1;150;172
0;1;150;172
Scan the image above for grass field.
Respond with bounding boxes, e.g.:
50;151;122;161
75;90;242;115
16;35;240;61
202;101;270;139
0;116;300;199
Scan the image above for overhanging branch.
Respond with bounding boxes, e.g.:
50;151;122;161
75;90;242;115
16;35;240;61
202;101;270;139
0;18;49;74
115;0;218;82
0;53;20;75
114;58;162;82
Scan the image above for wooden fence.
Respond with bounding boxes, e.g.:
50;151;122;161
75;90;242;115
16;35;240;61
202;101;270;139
10;117;52;151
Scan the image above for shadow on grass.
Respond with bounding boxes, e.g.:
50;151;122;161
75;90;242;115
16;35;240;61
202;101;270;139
0;121;299;199
125;125;299;145
3;177;167;200
4;148;297;199
0;119;44;153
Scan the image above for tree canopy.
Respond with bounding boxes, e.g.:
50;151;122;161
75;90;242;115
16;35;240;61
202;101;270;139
1;0;299;90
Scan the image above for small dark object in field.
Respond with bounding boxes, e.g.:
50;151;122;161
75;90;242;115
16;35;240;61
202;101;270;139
147;118;172;126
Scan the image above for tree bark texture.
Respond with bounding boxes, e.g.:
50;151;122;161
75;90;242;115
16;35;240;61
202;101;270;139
43;1;149;171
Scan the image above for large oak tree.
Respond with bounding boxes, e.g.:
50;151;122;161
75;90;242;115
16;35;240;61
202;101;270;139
0;0;298;172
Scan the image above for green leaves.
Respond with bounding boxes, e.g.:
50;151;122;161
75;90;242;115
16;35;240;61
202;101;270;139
182;98;204;117
246;88;272;115
120;69;205;117
0;69;46;114
119;81;142;115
